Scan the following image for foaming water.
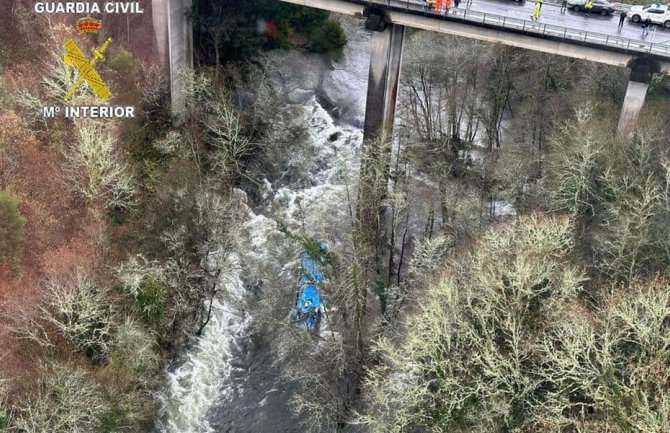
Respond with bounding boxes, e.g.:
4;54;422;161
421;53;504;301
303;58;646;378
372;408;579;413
155;100;363;433
155;272;251;433
156;18;371;433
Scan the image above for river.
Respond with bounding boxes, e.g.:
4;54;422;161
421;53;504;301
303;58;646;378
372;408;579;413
154;17;372;433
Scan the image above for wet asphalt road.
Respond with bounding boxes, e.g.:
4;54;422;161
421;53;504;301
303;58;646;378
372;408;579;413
463;0;670;42
382;0;670;46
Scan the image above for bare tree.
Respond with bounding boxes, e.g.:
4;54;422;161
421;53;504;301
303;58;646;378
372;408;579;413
356;215;583;433
12;362;109;433
538;278;670;432
116;186;242;340
41;272;115;361
63;119;135;210
109;316;160;384
545;104;607;217
545;106;670;282
204;96;251;179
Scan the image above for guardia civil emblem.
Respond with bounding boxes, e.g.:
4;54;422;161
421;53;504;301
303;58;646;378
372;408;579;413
63;16;112;101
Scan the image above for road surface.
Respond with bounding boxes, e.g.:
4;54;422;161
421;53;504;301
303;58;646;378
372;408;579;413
414;0;670;43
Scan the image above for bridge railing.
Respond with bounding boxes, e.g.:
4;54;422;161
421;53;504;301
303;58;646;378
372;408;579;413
362;0;670;57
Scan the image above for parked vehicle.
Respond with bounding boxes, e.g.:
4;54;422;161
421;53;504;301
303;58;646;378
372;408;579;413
568;0;616;15
629;3;670;28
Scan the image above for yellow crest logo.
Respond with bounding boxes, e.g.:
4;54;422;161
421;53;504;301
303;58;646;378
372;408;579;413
63;37;113;101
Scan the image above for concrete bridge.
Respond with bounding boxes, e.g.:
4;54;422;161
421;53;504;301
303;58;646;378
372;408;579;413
154;0;670;134
285;0;670;137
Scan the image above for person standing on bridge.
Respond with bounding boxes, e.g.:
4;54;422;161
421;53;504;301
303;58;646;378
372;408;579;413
455;0;460;10
466;0;473;9
536;0;544;11
531;2;541;21
618;10;627;30
560;0;568;13
585;0;593;17
642;16;652;37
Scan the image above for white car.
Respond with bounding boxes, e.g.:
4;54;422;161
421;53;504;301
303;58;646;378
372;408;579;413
629;3;670;28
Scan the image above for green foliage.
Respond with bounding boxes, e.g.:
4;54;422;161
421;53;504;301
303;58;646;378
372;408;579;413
308;20;347;53
648;74;670;99
278;223;329;263
100;401;129;433
136;278;166;323
0;380;9;433
0;190;26;268
273;3;329;30
108;47;140;104
0;411;8;432
192;0;345;67
109;47;138;78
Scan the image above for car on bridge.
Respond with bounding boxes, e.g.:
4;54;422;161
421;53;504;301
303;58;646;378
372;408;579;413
629;3;670;28
568;0;616;15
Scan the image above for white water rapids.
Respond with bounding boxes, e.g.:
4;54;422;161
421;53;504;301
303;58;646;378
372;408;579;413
154;18;370;433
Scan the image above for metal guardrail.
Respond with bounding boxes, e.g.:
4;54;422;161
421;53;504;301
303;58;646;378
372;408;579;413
360;0;670;57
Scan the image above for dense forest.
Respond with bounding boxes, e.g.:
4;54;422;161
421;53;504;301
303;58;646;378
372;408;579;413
1;0;670;432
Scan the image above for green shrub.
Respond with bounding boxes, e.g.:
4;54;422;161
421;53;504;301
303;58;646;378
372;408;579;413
0;395;8;432
0;377;9;431
0;410;8;431
109;47;140;104
0;190;26;268
308;20;347;53
100;401;129;433
136;278;166;323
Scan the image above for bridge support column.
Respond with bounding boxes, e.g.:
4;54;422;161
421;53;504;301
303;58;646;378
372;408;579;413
151;0;168;67
617;62;653;136
358;9;406;289
166;0;193;117
363;14;405;142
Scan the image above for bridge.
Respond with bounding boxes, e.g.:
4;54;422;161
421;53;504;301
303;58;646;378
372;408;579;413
285;0;670;137
154;0;670;134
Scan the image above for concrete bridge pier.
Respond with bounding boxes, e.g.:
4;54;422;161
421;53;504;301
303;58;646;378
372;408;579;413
151;0;193;117
152;0;168;66
363;8;406;142
167;0;193;117
358;8;406;283
617;60;657;136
